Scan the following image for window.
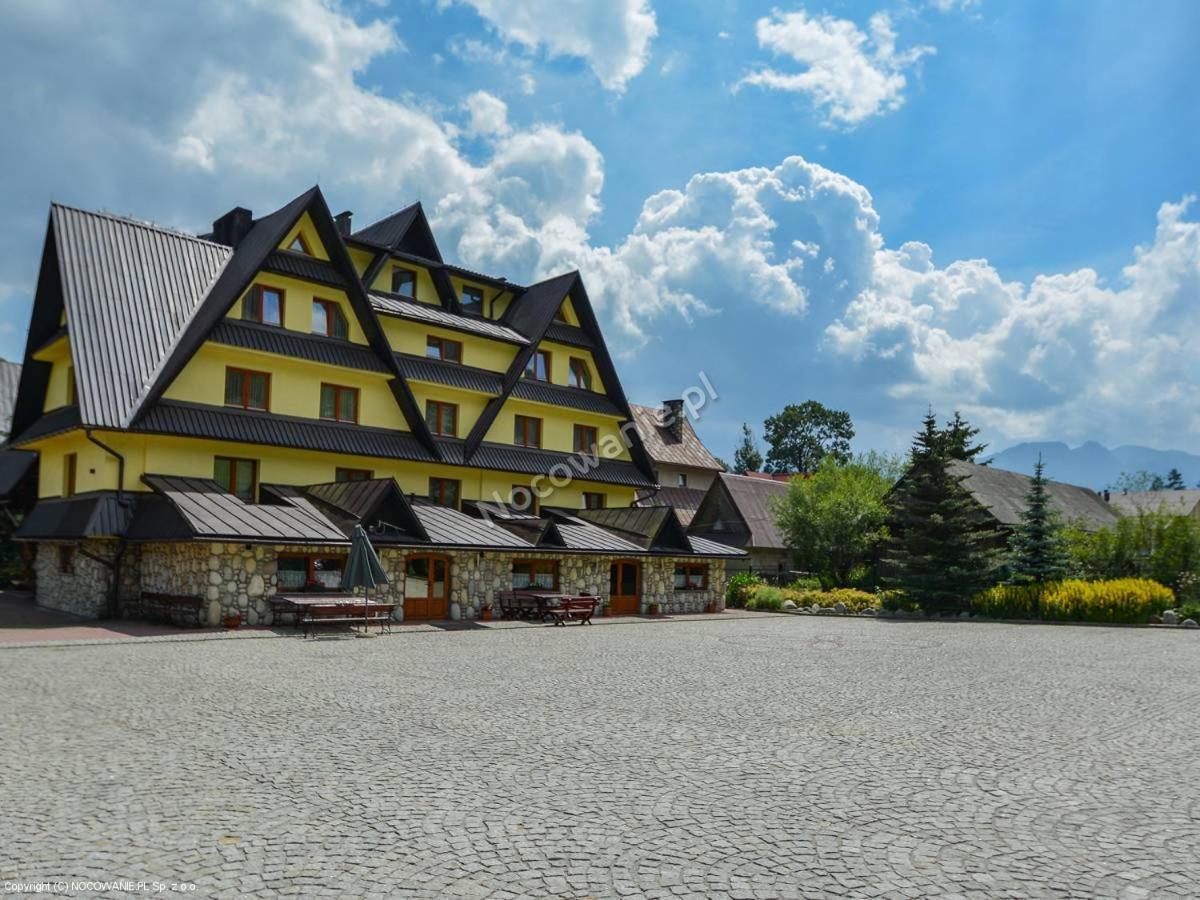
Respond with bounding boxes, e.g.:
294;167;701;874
58;545;75;574
583;491;606;510
513;415;542;448
426;335;463;363
320;384;359;423
512;559;558;590
392;267;416;298
425;400;458;437
524;349;551;382
553;304;568;324
677;472;688;488
214;456;258;503
286;233;311;254
241;284;284;326
335;468;372;482
461;285;484;313
510;485;538;514
63;453;77;498
66;364;77;406
573;424;598;455
568;357;592;390
277;554;346;592
674;564;707;591
312;299;348;339
224;367;270;411
429;477;461;509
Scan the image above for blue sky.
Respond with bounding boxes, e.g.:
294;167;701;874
1;0;1197;461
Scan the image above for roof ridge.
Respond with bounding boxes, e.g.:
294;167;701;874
51;202;231;251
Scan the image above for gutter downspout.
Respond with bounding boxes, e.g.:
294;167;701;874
84;429;129;618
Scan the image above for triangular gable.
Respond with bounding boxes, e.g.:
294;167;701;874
130;187;442;457
279;213;325;259
301;478;430;542
351;202;443;263
574;506;691;552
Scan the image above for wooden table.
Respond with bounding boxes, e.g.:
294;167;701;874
496;590;598;624
271;594;396;637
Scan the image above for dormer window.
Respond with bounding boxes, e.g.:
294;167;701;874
287;233;311;254
312;299;348;339
461;285;484;314
426;335;462;363
568;357;591;390
392;268;416;298
553;305;568;324
524;349;551;382
242;285;284;327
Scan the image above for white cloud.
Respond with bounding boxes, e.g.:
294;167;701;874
738;9;934;127
462;90;510;137
444;0;657;92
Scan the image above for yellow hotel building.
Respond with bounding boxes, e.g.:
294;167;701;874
4;187;739;624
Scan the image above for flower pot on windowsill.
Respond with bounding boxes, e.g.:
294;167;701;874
222;613;242;630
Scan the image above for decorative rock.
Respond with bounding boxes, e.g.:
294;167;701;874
782;599;797;610
1182;619;1199;629
861;608;877;616
449;602;462;621
1149;614;1162;625
1162;610;1179;626
833;602;848;614
959;611;971;619
817;606;835;615
247;574;265;598
206;599;221;625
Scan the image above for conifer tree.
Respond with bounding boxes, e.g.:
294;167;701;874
732;423;763;475
881;409;1002;612
1166;468;1186;490
939;410;988;462
1009;456;1069;585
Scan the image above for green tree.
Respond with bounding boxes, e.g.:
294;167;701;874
938;410;988;462
1111;470;1163;493
1065;511;1200;603
762;400;854;474
772;452;904;588
713;457;730;473
880;409;1003;612
1166;468;1186;490
1009;456;1069;584
732;423;763;475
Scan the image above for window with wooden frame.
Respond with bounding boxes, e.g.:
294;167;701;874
391;267;416;298
512;559;559;590
277;553;347;592
428;477;461;509
335;467;373;482
573;424;598;455
582;491;606;510
426;335;463;363
513;415;542;448
524;349;551;382
224;367;271;411
66;364;77;406
674;563;708;591
58;545;75;574
510;485;538;514
311;299;349;339
425;400;458;437
63;453;77;498
320;383;359;423
461;285;484;313
241;284;284;326
286;232;312;255
567;357;592;390
214;456;258;503
677;472;688;487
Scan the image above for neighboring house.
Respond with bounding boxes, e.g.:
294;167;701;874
0;359;37;517
7;190;741;621
688;473;793;575
630;400;725;526
1106;490;1200;519
942;460;1119;533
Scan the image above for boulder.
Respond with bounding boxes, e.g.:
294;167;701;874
1163;610;1180;626
860;608;877;617
959;611;971;619
782;599;797;610
1182;619;1199;629
833;602;848;614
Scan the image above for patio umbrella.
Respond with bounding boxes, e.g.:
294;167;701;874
340;524;390;636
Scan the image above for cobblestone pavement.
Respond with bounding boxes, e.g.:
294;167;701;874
1;616;1197;898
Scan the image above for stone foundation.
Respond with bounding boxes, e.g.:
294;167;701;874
31;541;729;624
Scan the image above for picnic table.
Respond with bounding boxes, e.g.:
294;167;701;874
271;594;396;637
495;590;598;626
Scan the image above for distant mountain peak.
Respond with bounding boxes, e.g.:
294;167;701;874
990;441;1199;490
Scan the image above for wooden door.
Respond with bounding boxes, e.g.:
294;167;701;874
404;554;450;619
608;560;641;615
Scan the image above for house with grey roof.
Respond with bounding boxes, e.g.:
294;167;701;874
945;460;1118;532
1106;489;1200;520
687;472;794;575
630;400;726;526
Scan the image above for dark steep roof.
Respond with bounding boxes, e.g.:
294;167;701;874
948;460;1119;532
635;485;709;526
689;473;790;550
395;354;503;395
209;320;389;373
0;359;22;438
629;403;724;472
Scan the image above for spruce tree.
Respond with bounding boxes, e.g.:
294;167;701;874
939;410;988;462
732;423;764;475
881;409;1002;613
1166;468;1186;490
1009;456;1069;585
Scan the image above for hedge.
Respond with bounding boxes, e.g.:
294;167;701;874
743;584;878;612
972;579;1173;624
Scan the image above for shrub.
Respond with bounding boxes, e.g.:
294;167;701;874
785;575;823;592
973;579;1173;624
745;585;785;610
781;587;876;612
876;589;919;613
725;571;762;608
1173;601;1200;623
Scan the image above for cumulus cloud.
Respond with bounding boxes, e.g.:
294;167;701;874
462;90;510;137
444;0;657;92
738;9;934;127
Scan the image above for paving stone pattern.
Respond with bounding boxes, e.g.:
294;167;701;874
1;616;1198;898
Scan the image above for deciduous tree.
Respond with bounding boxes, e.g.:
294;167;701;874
762;401;853;474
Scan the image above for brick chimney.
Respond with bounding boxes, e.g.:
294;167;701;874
660;399;685;443
334;210;353;236
211;207;254;247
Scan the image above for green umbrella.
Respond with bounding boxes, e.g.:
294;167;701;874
340;524;390;635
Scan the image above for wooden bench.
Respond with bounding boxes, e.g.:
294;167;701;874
298;602;396;638
544;596;598;626
134;592;204;627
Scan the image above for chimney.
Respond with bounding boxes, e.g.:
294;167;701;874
660;399;685;444
1103;489;1111;502
211;207;254;248
334;210;353;236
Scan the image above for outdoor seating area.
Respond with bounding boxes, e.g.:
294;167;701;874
127;592;205;627
271;594;396;638
496;589;598;625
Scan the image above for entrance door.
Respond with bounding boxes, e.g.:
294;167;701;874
608;560;641;615
404;554;450;619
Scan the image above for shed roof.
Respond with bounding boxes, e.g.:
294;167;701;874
15;491;134;540
948;460;1119;531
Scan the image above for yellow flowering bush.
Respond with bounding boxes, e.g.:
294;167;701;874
973;579;1173;624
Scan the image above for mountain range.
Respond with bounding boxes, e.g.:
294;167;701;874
988;442;1200;491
